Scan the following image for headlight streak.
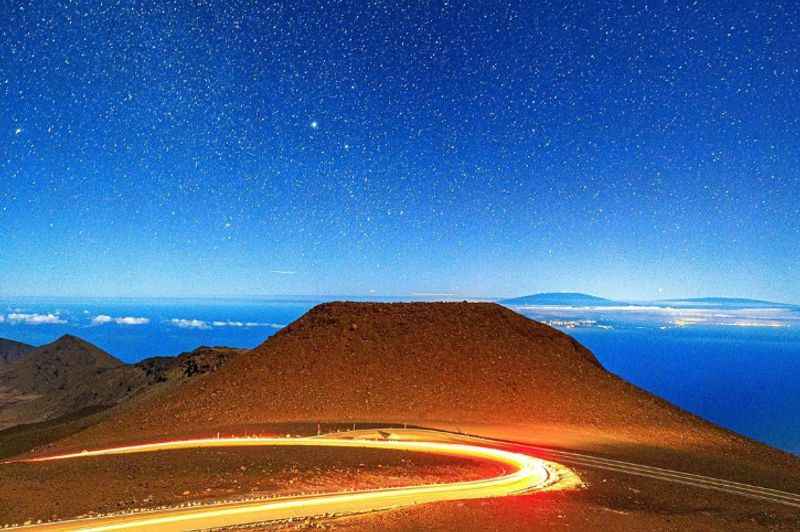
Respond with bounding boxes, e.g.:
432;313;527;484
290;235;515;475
6;436;558;531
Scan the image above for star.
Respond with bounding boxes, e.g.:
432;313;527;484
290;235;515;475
310;121;319;129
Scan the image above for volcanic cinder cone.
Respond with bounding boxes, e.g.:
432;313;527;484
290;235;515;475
35;302;800;489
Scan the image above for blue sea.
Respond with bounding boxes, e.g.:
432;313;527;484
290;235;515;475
514;303;800;455
570;326;800;455
0;297;315;361
1;297;798;455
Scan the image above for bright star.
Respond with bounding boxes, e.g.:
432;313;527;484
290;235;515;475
310;121;319;129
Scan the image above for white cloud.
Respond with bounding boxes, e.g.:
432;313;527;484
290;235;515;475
92;315;149;326
269;270;296;275
212;320;240;327
0;315;4;323
211;320;284;329
116;316;150;325
169;318;284;330
517;304;800;329
169;318;211;330
7;313;67;325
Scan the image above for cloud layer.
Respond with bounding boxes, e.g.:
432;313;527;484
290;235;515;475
91;315;150;326
515;304;800;330
2;310;284;331
6;313;67;325
211;320;284;328
169;318;284;330
169;318;212;330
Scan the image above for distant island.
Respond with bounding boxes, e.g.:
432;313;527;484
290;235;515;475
500;292;795;309
500;292;624;307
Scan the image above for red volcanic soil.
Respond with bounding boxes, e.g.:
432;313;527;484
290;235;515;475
26;304;800;511
11;302;800;530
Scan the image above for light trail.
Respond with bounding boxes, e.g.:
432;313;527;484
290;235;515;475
353;427;800;509
5;435;559;531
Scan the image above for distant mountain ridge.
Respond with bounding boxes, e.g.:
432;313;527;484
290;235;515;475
0;335;145;431
500;292;623;306
0;335;242;432
500;292;795;308
0;338;34;365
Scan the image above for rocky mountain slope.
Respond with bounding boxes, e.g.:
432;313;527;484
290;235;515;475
0;335;241;431
0;338;34;365
137;346;239;383
45;302;800;494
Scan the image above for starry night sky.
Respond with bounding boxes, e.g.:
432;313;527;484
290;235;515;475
2;1;799;301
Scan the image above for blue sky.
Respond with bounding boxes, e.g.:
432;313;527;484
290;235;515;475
2;1;799;302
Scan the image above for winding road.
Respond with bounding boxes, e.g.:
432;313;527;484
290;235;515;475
5;434;558;531
329;427;800;508
6;426;800;530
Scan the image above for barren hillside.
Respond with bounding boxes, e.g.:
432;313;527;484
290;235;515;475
35;303;800;490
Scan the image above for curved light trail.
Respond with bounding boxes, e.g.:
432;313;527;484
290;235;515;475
375;427;800;508
6;435;558;531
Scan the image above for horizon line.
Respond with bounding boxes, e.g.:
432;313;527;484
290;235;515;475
0;292;796;306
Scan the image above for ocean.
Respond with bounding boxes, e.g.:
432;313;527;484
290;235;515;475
570;326;800;455
2;297;798;455
0;297;314;361
514;303;800;455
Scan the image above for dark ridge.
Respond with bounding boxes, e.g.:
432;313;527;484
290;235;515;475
0;338;35;365
0;334;243;434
